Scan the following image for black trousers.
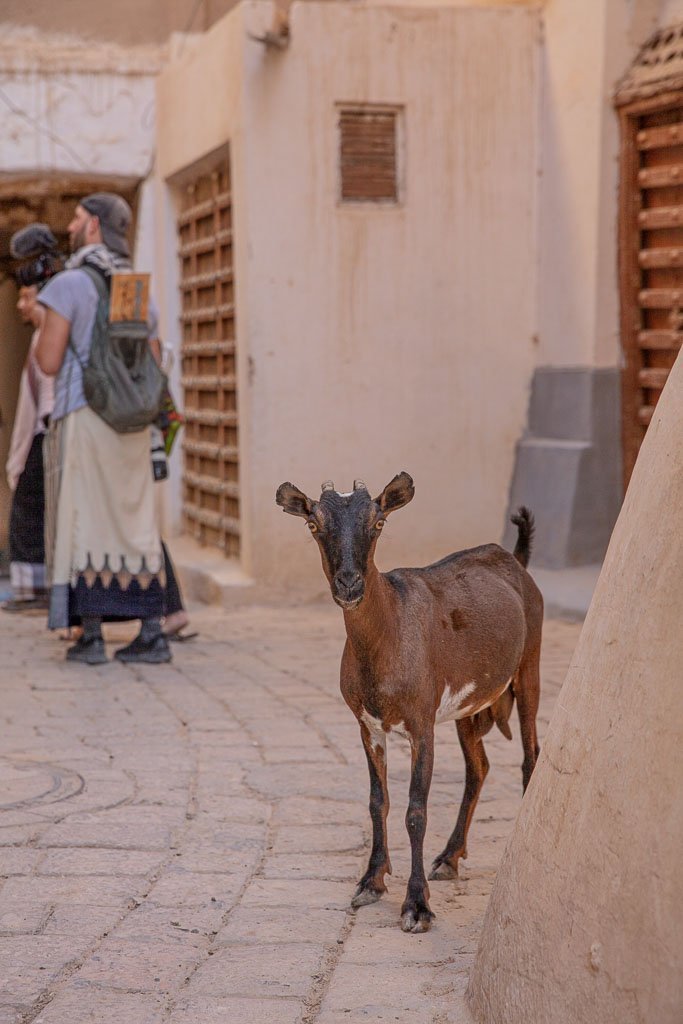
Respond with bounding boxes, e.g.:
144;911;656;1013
10;433;46;565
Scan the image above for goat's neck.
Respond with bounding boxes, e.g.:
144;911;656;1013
342;564;395;664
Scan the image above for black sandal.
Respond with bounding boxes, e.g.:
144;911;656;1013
164;627;199;643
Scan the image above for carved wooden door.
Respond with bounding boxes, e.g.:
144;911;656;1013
617;28;683;487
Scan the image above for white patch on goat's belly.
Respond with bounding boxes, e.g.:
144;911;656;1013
435;681;477;724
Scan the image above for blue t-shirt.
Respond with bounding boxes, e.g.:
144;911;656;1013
39;269;159;422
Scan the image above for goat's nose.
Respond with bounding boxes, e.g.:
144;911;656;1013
335;570;362;591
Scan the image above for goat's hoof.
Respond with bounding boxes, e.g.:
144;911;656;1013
401;905;432;937
429;858;458;881
351;885;384;908
400;905;435;933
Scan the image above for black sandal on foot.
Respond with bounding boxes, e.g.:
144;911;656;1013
66;637;108;665
164;628;199;643
114;634;172;664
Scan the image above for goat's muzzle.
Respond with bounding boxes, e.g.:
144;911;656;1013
332;569;364;610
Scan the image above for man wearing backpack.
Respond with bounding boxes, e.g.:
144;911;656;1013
35;193;172;666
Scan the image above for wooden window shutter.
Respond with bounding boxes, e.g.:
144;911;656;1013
339;107;400;203
177;158;240;557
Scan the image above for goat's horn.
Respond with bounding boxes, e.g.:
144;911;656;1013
353;479;367;491
321;480;335;491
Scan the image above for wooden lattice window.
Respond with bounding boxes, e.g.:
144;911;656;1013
338;107;401;203
177;158;240;556
616;24;683;488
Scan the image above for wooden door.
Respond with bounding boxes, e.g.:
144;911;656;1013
177;159;239;556
617;37;683;489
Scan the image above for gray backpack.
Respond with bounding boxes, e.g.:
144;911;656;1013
73;265;166;434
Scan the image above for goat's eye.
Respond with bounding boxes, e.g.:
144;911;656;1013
374;520;385;531
307;522;318;533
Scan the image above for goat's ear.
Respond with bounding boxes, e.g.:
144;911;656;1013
276;482;315;518
375;472;415;515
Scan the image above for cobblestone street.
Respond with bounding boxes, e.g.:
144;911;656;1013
0;600;580;1024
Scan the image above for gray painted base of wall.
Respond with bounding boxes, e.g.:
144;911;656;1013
503;367;622;569
529;563;600;620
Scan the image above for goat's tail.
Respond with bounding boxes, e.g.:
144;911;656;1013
510;506;535;568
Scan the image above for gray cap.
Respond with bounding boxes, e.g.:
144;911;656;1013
80;192;132;257
10;222;59;259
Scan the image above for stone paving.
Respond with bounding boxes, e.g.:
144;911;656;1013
0;600;581;1024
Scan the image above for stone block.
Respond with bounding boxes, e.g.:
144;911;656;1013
76;938;202;991
145;870;243;908
186;942;324;998
215;905;348;945
168;995;303;1024
262;853;361;881
271;825;365;855
37;848;164;876
0;902;55;935
32;989;166;1024
240;878;353;910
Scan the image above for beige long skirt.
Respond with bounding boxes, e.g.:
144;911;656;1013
45;406;165;629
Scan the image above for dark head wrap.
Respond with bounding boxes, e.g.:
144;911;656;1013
10;223;59;259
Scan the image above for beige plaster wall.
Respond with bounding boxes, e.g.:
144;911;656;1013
156;17;244;181
155;15;247;557
364;0;541;6
537;0;615;369
468;348;683;1023
537;0;683;370
244;2;540;583
661;0;683;22
157;2;541;584
146;172;195;540
0;0;541;46
0;1;235;46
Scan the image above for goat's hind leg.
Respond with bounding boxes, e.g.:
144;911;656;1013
515;644;541;792
352;722;392;908
430;716;489;881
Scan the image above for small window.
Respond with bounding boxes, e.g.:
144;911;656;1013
338;106;401;203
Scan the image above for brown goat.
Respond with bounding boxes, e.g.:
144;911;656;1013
276;473;543;933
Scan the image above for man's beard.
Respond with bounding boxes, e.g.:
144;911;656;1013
70;225;88;252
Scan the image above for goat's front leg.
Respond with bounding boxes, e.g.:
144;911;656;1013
352;722;392;908
401;731;435;933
